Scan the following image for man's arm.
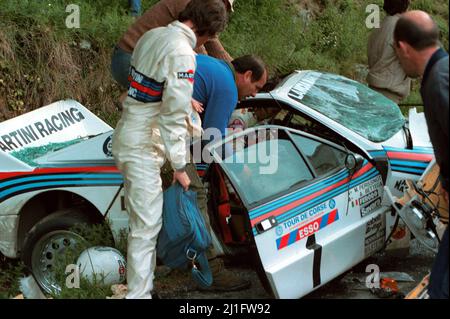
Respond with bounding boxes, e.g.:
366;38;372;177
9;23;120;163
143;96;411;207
426;64;449;192
436;70;449;191
204;37;233;62
436;69;449;140
158;54;196;171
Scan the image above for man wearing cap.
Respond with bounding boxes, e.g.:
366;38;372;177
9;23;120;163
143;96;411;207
111;0;235;90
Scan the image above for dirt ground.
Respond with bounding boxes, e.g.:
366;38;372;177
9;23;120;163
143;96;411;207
154;239;435;299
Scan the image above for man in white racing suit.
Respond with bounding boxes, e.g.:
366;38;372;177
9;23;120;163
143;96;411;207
112;0;228;299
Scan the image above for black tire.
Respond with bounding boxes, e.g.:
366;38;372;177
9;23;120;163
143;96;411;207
21;208;95;294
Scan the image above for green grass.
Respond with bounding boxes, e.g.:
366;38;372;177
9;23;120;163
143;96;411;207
221;0;370;76
0;221;128;299
1;0;447;123
48;222;128;299
0;256;27;299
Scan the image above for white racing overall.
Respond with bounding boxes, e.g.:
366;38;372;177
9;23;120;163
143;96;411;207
112;21;196;299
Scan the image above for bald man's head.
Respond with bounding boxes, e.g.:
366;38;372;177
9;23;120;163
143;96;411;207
393;10;441;77
394;10;440;50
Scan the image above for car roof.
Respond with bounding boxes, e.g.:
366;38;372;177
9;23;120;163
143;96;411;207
257;70;404;148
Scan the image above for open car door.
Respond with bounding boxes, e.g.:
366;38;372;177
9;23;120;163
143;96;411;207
208;125;387;298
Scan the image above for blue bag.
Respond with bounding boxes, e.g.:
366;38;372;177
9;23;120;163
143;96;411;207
157;183;213;287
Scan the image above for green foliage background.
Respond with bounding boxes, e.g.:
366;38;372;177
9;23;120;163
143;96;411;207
0;0;448;122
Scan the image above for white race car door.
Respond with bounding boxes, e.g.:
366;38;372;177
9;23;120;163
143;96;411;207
210;126;385;298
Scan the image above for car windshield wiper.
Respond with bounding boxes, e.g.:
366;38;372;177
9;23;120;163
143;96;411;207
402;123;413;150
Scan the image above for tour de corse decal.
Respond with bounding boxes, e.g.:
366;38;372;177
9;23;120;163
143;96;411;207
276;201;339;250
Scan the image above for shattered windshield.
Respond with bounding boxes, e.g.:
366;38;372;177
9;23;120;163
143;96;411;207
288;72;406;142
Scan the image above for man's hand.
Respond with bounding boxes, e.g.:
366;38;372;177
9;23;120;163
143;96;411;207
173;170;191;191
191;98;204;113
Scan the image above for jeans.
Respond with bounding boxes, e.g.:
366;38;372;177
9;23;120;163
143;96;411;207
129;0;141;17
111;45;132;89
428;227;449;299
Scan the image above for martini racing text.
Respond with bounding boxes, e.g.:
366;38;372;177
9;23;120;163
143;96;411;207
0;107;86;152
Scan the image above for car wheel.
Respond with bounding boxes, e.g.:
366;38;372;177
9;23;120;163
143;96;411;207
21;208;94;294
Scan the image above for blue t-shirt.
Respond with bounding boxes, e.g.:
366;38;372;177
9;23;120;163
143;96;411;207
193;54;238;137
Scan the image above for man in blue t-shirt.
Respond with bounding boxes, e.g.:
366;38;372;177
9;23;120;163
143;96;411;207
160;54;266;293
193;54;267;138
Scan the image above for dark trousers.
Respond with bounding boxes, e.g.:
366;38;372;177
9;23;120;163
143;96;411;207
428;227;449;299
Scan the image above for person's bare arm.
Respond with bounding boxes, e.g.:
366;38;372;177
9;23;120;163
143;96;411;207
204;37;233;62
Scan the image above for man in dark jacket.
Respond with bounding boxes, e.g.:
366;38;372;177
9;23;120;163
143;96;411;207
394;10;449;299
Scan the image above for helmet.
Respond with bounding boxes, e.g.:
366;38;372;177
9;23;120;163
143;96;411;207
77;246;126;286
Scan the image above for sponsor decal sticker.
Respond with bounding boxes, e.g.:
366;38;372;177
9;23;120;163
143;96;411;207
361;197;382;217
276;209;339;250
103;135;113;157
359;190;379;206
394;180;407;193
177;70;195;83
329;199;336;209
364;214;385;257
349;175;383;216
0;107;86;153
281;202;328;232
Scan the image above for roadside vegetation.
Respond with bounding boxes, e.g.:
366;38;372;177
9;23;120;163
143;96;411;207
0;0;448;298
0;222;127;299
0;0;448;123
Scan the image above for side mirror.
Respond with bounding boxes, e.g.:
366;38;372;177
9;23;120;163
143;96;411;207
345;153;364;172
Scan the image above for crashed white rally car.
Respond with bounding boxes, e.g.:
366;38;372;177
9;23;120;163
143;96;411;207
0;71;434;298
